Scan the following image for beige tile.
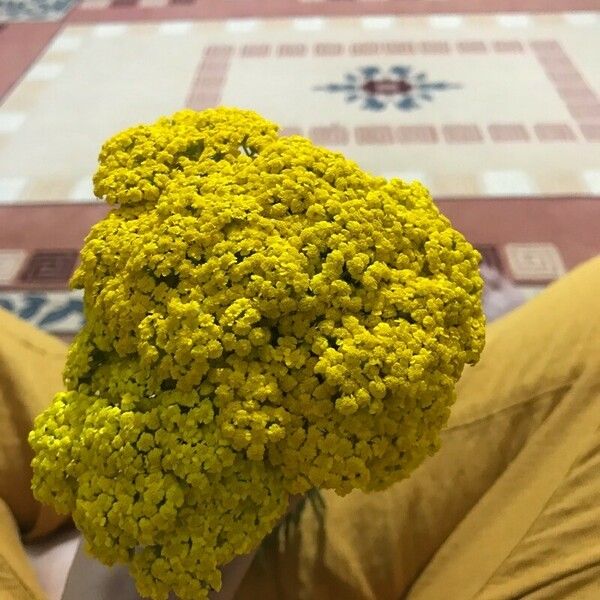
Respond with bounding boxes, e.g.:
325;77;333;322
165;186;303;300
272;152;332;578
25;177;74;202
534;169;587;195
433;173;481;196
2;81;48;111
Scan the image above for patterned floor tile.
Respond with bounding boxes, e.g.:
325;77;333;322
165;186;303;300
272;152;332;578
0;0;76;22
0;14;598;201
0;198;597;335
65;1;600;24
0;4;598;339
0;290;83;333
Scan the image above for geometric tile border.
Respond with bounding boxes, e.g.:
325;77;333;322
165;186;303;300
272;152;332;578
187;39;598;147
68;1;600;23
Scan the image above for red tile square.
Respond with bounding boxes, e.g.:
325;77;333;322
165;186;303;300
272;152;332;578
314;43;343;56
420;41;450;54
456;41;486;54
192;74;226;89
545;70;587;86
277;44;307;57
395;125;438;144
18;250;78;284
580;123;600;141
555;86;598;104
442;124;483;144
536;54;575;71
309;125;350;146
529;40;563;55
381;42;414;54
355;126;394;145
196;58;229;77
567;104;600;120
492;40;524;53
241;44;271;58
350;43;379;56
534;123;577;142
204;45;233;59
488;123;530;142
187;91;222;109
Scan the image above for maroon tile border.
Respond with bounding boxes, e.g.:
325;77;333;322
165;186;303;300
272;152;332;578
438;197;600;275
0;22;62;100
66;0;600;24
1;196;598;290
18;249;79;284
186;45;232;110
530;40;600;142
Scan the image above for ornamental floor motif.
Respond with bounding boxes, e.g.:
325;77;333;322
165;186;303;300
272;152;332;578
0;3;599;336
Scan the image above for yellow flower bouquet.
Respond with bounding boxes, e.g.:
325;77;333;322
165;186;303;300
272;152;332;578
29;107;485;599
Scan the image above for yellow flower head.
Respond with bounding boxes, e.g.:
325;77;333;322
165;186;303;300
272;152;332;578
29;107;485;600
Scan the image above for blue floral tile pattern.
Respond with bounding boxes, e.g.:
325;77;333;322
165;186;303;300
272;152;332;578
0;0;76;22
0;290;84;333
315;65;461;111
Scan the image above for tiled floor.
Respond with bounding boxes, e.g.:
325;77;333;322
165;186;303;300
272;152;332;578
0;1;599;338
0;0;76;22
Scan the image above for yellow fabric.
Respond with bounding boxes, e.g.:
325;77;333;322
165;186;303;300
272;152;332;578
0;499;46;600
0;312;71;600
0;311;69;543
0;256;599;600
238;256;600;600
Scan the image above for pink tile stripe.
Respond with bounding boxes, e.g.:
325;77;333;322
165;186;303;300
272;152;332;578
0;23;62;100
488;124;530;142
1;198;598;291
187;45;232;110
534;123;577;142
66;0;600;24
530;40;600;143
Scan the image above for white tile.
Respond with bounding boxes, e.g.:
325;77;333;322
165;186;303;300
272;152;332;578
360;16;395;29
292;17;325;31
139;0;168;6
26;63;64;81
0;112;26;133
482;170;537;195
428;15;464;28
50;34;82;52
563;12;598;26
582;170;600;194
92;24;128;38
496;14;531;28
0;177;27;203
0;250;27;284
69;177;95;202
80;0;111;8
158;21;194;35
505;243;565;282
225;19;259;33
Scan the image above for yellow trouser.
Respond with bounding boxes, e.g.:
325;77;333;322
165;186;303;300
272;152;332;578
1;257;599;600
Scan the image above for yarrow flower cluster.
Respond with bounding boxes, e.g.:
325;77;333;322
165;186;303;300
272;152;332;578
29;107;485;599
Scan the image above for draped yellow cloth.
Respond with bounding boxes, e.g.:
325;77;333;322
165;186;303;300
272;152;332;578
2;257;599;600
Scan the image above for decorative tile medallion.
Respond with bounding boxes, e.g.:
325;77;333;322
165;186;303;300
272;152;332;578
315;65;461;111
